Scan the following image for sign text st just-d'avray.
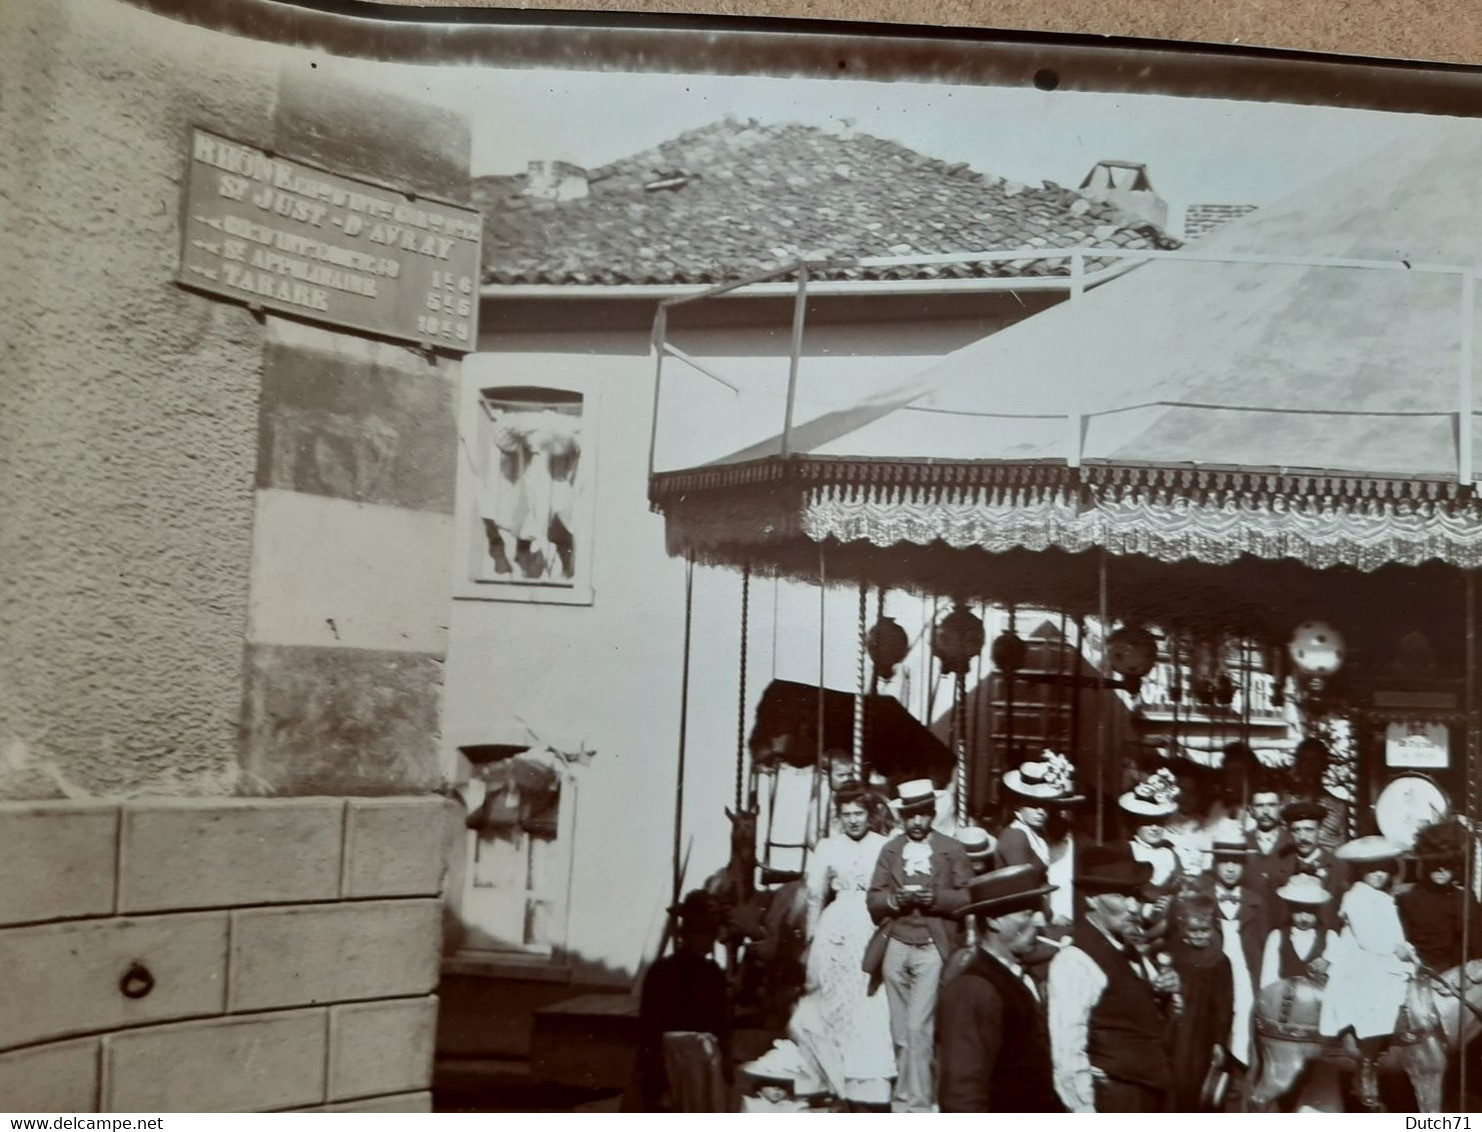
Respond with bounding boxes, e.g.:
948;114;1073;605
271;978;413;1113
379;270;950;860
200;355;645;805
178;130;482;352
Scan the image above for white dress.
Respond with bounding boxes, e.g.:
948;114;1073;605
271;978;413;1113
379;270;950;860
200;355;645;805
788;831;896;1103
1318;882;1415;1040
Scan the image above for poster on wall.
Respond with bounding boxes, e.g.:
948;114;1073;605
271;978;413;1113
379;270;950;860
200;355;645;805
1384;719;1451;769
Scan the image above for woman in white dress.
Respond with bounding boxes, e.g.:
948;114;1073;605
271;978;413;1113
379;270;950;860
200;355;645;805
1120;768;1182;888
1317;836;1416;1103
788;786;897;1110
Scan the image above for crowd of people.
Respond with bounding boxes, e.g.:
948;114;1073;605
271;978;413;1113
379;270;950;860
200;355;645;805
637;752;1482;1113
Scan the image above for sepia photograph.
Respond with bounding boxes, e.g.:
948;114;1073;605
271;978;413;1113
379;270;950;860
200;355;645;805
2;0;1481;1117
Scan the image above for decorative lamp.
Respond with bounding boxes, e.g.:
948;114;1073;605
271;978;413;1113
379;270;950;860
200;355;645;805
1106;627;1158;679
933;604;985;676
865;616;910;680
990;628;1027;674
1288;621;1345;685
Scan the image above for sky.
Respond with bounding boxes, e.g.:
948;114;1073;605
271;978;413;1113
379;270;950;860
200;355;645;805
327;59;1442;225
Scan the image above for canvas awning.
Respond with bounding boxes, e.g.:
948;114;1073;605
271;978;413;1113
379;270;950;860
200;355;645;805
651;118;1482;579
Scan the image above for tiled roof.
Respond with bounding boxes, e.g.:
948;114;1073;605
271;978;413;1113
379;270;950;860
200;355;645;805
475;118;1180;287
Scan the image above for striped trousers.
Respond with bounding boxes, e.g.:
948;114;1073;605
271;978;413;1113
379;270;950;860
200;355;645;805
882;936;942;1112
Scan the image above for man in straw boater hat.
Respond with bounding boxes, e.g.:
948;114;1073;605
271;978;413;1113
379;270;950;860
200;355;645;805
865;778;972;1112
1047;843;1180;1113
1258;872;1334;989
937;863;1063;1112
1204;822;1265;1073
993;752;1082;928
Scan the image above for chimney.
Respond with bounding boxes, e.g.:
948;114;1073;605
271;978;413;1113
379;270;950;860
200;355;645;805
1078;160;1168;231
524;159;589;202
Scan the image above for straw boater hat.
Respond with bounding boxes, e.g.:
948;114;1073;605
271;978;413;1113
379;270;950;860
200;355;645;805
956;825;997;862
1274;873;1332;906
957;862;1056;919
1003;751;1083;803
1119;767;1180;820
1210;820;1251;859
895;778;938;814
1076;843;1155;895
1335;835;1406;864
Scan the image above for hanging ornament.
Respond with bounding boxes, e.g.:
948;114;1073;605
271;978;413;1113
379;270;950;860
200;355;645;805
1106;626;1157;695
865;616;910;680
990;628;1027;674
1288;621;1345;682
933;603;985;677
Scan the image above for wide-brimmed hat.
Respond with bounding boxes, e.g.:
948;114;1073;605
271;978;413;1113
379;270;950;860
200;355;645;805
1119;768;1180;820
956;825;997;861
1002;752;1082;803
958;862;1056;918
1335;835;1405;864
1274;873;1332;906
1076;843;1154;895
896;778;937;814
740;1041;811;1087
1281;799;1327;824
1413;818;1470;863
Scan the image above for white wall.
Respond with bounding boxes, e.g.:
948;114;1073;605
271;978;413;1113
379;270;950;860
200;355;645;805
441;311;993;980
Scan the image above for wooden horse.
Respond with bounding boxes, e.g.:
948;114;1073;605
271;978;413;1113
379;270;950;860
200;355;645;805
701;805;811;1027
1249;961;1482;1112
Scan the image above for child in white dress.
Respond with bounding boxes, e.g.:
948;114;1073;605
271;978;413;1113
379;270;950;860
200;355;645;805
1316;836;1415;1104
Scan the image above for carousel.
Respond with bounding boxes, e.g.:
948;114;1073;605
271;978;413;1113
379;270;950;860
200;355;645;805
646;120;1482;1111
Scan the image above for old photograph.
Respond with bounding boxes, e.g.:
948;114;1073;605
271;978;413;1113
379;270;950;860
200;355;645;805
2;0;1481;1116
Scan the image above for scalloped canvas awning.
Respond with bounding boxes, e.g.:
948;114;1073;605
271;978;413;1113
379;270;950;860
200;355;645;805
651;118;1482;581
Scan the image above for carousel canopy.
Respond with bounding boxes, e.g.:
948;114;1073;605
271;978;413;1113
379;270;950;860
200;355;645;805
652;118;1482;579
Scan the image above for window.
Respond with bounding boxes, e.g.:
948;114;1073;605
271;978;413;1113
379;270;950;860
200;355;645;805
457;750;576;957
456;381;595;604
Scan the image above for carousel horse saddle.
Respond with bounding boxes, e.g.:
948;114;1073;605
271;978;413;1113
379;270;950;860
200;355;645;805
1254;975;1440;1049
759;866;802;886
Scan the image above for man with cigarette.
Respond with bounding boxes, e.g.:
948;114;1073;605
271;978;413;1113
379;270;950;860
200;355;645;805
1047;844;1180;1113
937;862;1062;1112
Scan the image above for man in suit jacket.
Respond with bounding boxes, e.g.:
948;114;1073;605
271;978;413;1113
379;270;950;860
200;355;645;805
1269;799;1348;929
937;863;1063;1112
1242;788;1294;901
867;779;972;1112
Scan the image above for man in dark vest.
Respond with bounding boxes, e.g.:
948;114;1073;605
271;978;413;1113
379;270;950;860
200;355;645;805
866;779;972;1112
937;862;1063;1112
1241;787;1293;902
1047;844;1180;1113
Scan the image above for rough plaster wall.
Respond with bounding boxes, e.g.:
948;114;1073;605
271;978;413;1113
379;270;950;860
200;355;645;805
0;0;285;799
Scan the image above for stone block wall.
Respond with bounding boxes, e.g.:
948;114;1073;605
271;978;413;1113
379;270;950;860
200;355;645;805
0;797;450;1112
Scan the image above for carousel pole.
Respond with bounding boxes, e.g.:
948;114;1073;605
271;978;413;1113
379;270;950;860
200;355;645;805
1096;551;1110;845
855;582;868;783
672;554;695;909
736;566;751;811
1463;567;1477;1113
810;544;827;857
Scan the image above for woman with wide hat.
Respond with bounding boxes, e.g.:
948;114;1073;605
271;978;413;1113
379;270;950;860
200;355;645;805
1120;767;1183;888
1397;817;1482;975
994;752;1082;926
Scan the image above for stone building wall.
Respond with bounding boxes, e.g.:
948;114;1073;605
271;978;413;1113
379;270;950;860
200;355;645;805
0;0;470;1110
